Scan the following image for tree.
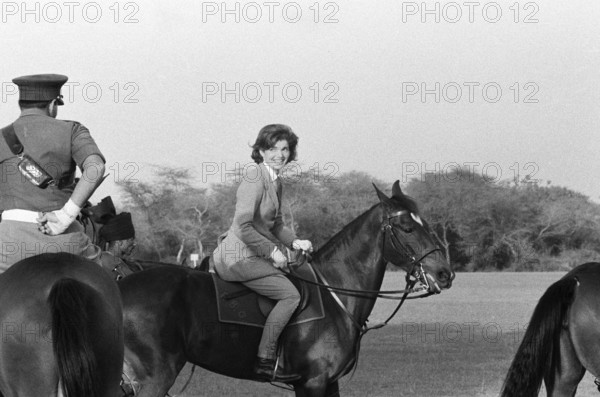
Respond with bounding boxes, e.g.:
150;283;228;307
118;166;209;262
201;180;239;254
281;170;388;249
405;169;495;268
530;186;600;254
407;167;600;271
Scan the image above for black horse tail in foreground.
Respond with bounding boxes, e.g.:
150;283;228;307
501;262;600;397
0;253;124;397
49;278;104;397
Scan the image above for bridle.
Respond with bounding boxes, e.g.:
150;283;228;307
381;209;443;296
287;209;447;335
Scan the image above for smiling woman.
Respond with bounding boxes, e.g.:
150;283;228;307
212;123;314;382
250;124;298;169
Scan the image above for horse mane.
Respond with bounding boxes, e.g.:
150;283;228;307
314;203;380;264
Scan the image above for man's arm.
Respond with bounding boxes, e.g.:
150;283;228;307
69;154;106;207
37;154;106;235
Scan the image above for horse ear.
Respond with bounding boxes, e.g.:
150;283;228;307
373;183;389;203
391;180;403;199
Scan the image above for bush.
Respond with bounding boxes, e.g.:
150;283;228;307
544;249;600;270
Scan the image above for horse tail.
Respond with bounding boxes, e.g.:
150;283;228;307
48;278;101;397
500;276;578;397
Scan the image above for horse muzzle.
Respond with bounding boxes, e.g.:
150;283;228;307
411;264;444;294
419;267;454;293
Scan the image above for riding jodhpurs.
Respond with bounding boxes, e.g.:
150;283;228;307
243;273;301;360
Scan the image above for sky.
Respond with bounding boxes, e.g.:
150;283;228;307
1;0;598;205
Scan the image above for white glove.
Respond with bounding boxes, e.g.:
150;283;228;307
292;239;313;253
270;247;288;269
37;199;81;236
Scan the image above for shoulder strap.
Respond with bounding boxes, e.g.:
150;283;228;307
1;124;23;155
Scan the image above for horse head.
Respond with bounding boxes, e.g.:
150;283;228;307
373;180;454;292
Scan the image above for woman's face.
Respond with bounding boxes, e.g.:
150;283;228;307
260;139;290;173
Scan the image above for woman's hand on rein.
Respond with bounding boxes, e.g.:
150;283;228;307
271;247;288;269
293;239;313;253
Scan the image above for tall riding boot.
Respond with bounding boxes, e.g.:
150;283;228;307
253;357;301;383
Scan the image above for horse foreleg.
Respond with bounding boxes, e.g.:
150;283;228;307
545;330;585;397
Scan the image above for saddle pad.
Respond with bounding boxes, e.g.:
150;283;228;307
212;264;325;328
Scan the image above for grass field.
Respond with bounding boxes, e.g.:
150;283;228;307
168;271;599;396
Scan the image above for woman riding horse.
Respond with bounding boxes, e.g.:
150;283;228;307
118;180;454;396
213;124;313;382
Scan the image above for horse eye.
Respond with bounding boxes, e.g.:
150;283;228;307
398;215;413;233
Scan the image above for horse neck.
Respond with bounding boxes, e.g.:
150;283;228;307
312;204;387;324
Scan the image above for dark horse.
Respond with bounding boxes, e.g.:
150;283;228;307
501;262;600;397
0;253;124;397
118;181;454;396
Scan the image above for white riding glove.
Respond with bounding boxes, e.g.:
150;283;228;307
292;239;313;253
270;247;288;269
37;199;81;236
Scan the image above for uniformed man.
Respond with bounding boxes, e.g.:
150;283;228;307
98;212;136;258
0;74;106;272
97;212;140;280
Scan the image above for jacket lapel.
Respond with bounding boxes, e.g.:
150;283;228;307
260;163;279;212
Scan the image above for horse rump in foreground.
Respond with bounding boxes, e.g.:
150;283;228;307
0;253;124;397
118;181;454;396
501;262;600;397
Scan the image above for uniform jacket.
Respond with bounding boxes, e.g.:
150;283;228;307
213;162;296;281
0;111;104;212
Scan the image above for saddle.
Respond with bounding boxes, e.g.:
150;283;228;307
212;257;325;328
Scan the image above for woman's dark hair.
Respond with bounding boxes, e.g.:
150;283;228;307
250;124;298;164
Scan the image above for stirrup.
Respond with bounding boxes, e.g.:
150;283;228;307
272;345;301;383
